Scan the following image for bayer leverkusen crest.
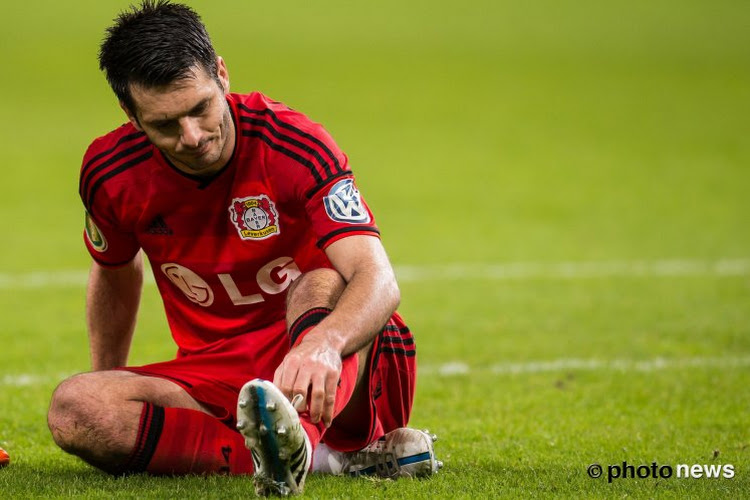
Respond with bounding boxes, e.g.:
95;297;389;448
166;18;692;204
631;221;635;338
229;195;280;240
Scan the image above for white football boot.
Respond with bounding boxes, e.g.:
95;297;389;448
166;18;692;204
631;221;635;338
313;427;443;479
236;379;312;496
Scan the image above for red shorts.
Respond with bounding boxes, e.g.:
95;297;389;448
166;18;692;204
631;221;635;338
122;313;416;451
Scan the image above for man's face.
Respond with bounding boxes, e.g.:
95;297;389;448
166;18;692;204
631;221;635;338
125;58;234;177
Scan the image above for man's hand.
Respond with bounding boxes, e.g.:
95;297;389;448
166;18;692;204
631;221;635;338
273;332;342;427
273;235;400;428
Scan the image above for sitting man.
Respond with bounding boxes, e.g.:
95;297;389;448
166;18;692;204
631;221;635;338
47;0;440;495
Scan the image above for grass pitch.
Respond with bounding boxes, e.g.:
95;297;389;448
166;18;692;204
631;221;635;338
1;0;749;498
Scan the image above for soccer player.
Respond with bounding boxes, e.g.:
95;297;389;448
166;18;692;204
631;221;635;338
46;0;440;495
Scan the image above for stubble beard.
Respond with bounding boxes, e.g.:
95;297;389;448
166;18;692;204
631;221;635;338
166;105;233;176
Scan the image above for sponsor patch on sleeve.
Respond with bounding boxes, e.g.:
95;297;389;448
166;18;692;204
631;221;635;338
323;179;371;224
84;211;108;252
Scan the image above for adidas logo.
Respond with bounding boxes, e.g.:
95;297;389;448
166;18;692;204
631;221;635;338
146;215;173;235
373;380;382;400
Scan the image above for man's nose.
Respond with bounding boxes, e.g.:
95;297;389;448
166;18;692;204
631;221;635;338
179;118;202;148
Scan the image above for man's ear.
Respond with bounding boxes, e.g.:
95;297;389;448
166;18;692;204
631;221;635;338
120;101;143;131
216;56;230;94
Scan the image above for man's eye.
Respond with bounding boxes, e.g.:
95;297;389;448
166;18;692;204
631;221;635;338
155;122;174;131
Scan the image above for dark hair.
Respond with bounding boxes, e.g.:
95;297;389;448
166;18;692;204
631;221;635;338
99;0;219;113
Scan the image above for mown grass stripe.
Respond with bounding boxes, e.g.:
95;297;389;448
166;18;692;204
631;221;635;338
4;356;749;387
419;355;750;376
1;259;748;289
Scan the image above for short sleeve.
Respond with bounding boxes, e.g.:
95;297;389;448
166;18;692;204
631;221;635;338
83;209;140;268
236;93;382;249
305;175;380;249
79;134;142;268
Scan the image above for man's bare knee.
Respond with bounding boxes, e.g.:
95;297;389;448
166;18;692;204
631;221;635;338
48;374;99;452
48;373;137;466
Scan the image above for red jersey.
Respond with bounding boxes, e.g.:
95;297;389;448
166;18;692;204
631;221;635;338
80;92;379;353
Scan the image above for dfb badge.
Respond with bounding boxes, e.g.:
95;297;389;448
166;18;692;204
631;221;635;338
229;195;281;240
84;211;108;252
323;179;371;224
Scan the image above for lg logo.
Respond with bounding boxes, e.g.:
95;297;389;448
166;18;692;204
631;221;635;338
160;256;301;307
161;263;214;306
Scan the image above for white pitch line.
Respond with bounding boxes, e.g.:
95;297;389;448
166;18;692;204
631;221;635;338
0;373;70;387
0;258;748;289
3;356;748;387
395;258;750;282
419;355;750;376
0;270;89;289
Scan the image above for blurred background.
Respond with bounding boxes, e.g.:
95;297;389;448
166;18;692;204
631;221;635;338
1;0;748;495
3;0;748;268
2;0;747;364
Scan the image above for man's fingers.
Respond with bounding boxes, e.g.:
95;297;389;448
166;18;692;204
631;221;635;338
308;372;328;424
273;341;343;424
291;367;313;414
322;372;339;427
272;362;285;392
274;357;301;400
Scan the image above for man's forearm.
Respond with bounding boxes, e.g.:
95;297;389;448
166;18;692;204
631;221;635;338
274;235;400;425
316;265;400;358
86;255;143;371
307;235;401;358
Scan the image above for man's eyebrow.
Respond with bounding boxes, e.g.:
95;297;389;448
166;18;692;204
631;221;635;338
144;97;211;126
188;97;211;114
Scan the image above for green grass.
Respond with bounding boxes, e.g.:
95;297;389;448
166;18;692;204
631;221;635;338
1;0;749;498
